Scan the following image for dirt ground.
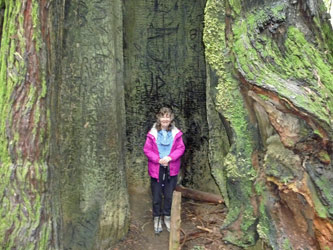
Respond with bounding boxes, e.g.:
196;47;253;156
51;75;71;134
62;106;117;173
113;188;242;250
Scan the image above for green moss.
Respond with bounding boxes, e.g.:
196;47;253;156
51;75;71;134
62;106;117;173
255;181;265;195
204;1;258;247
231;4;333;133
314;176;333;216
258;94;269;101
271;4;286;18
204;0;256;176
241;208;257;232
207;1;333;246
257;202;270;242
306;175;328;218
282;238;292;250
228;0;241;16
318;151;330;163
211;164;230;207
0;1;52;248
32;0;42;52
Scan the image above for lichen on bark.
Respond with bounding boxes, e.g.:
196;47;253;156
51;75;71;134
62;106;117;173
204;0;333;248
0;0;52;249
204;0;259;246
49;0;129;249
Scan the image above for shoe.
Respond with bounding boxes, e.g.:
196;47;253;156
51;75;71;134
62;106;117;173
164;216;171;232
154;216;163;234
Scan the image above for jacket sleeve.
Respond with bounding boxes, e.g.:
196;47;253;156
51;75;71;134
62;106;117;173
168;136;185;161
143;136;160;164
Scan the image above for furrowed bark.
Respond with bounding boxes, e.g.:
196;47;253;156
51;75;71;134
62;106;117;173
0;0;53;249
48;0;130;249
204;0;333;249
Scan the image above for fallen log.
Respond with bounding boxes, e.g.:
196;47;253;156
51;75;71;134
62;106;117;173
175;185;224;204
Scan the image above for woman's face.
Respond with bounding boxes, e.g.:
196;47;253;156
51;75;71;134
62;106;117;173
159;113;171;129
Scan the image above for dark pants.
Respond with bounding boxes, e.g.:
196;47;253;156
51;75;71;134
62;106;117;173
151;165;178;217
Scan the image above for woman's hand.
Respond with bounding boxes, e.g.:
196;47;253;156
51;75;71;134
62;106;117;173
159;156;172;166
159;158;168;166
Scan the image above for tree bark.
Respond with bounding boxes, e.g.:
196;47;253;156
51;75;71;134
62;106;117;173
122;0;219;194
204;0;333;249
0;0;53;248
48;0;129;249
1;0;332;249
0;0;129;249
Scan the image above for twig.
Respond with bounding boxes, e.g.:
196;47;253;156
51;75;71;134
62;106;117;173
197;226;213;233
141;221;150;231
180;231;205;243
180;228;187;249
197;216;205;227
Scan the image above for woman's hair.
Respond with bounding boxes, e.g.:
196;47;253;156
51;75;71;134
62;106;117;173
155;107;174;131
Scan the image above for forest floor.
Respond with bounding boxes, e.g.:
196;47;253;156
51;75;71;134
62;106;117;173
113;188;242;250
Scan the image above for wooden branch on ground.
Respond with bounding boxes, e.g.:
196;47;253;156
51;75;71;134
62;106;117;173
180;231;206;244
169;191;182;250
175;185;224;204
197;226;213;233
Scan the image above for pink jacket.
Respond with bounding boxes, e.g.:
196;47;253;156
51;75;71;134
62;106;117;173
143;124;185;180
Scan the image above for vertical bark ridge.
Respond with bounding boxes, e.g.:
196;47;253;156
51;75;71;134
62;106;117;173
50;0;129;248
0;0;52;249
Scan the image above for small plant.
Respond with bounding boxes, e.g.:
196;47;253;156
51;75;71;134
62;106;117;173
191;246;205;250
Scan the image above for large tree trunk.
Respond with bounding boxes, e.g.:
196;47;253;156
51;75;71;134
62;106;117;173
204;0;333;249
0;0;53;248
48;0;129;249
0;0;129;249
1;0;332;249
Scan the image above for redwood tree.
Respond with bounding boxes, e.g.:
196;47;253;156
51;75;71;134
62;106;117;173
1;0;333;249
0;0;129;249
204;0;333;249
0;0;53;248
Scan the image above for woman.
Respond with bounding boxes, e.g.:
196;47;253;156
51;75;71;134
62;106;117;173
143;107;185;234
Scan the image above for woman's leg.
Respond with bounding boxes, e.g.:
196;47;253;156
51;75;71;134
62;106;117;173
151;176;163;233
151;177;162;217
162;175;178;216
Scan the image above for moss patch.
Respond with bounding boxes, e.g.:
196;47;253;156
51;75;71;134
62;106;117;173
204;0;258;247
231;4;333;135
0;1;52;248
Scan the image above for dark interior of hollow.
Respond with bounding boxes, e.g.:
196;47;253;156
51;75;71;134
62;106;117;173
123;0;218;193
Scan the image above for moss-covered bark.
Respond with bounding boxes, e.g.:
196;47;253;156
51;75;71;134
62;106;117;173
1;0;332;249
204;1;259;246
0;0;52;248
48;0;129;249
204;0;333;249
1;0;129;249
